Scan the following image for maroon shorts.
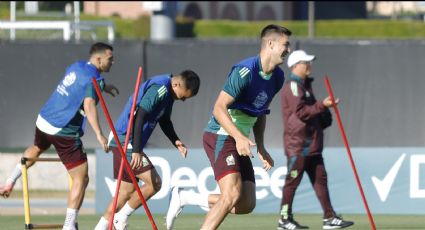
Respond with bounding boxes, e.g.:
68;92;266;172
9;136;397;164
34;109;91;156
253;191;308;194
112;147;154;183
203;132;255;183
34;127;87;170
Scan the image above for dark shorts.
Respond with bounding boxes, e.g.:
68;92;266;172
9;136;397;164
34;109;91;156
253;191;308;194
34;127;87;170
112;147;154;183
203;132;255;183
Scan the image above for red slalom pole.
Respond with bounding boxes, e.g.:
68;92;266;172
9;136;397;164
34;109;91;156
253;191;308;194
108;67;148;230
91;76;158;230
324;76;376;230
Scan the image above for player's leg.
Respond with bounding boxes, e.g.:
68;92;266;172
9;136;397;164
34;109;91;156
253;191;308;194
97;181;134;228
113;167;161;229
305;154;334;218
107;149;159;230
201;172;242;230
305;154;354;229
61;161;88;230
166;180;253;230
95;146;135;230
277;155;309;229
0;127;50;197
228;155;256;214
52;135;88;230
165;186;216;230
200;132;250;230
167;132;246;230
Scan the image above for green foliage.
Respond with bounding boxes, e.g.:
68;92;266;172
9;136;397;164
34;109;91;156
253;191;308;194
194;19;425;39
80;14;150;40
113;15;150;40
314;19;425;39
0;2;9;20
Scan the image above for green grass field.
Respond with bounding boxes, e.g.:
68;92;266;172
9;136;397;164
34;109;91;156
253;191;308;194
0;213;423;230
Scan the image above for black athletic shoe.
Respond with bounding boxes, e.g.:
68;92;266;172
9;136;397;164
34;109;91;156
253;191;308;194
323;215;354;229
277;217;309;230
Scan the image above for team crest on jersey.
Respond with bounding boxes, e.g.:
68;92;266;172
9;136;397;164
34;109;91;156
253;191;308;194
305;91;310;97
290;170;298;178
142;156;149;167
226;154;235;166
253;90;268;109
63;72;76;87
57;72;76;96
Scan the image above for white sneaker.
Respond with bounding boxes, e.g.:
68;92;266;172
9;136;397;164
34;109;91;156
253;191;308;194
113;218;128;230
322;215;354;229
165;187;183;230
62;225;77;230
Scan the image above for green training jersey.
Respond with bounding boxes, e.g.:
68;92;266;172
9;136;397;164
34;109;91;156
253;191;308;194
205;66;258;137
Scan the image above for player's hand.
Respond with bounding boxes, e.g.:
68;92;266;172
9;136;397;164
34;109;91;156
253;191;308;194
97;133;109;152
130;152;142;169
175;140;187;158
257;147;274;171
235;136;256;158
323;96;340;108
104;84;120;97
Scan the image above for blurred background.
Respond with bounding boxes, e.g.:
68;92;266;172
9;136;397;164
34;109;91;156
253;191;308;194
2;1;425;150
1;1;425;217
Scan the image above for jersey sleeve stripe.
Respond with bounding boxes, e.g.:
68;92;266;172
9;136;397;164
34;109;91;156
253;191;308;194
157;86;167;98
239;68;250;78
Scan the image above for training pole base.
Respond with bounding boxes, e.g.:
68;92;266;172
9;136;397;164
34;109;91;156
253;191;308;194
25;223;64;229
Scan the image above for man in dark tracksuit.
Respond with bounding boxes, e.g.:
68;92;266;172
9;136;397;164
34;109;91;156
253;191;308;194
278;50;354;230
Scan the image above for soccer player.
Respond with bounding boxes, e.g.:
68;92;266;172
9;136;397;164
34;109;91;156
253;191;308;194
165;24;292;230
94;70;200;230
277;50;354;229
0;42;118;230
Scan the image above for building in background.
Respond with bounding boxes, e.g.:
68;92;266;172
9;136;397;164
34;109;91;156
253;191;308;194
179;1;367;20
367;1;425;17
81;1;368;21
12;1;425;21
178;1;293;20
83;1;152;19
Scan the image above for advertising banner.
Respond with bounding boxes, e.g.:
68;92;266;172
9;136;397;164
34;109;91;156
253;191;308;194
96;147;425;214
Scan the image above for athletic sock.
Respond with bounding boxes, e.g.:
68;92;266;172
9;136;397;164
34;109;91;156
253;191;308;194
63;208;78;229
115;202;135;222
94;216;109;230
180;190;209;208
7;164;22;185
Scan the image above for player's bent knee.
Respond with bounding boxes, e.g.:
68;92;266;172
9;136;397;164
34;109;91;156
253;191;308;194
227;188;242;201
221;192;241;210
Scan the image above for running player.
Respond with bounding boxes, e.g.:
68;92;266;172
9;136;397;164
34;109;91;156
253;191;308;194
94;70;200;230
165;24;292;230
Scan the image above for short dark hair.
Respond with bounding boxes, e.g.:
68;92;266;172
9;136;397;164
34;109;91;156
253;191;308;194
260;24;292;38
89;42;113;55
179;70;200;96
